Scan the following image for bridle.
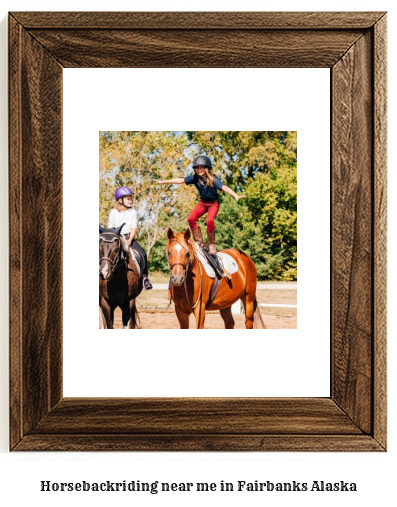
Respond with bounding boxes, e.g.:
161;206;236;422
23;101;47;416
99;232;126;277
167;238;202;309
168;238;191;272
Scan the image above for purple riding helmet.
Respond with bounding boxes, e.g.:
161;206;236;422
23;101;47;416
115;187;133;201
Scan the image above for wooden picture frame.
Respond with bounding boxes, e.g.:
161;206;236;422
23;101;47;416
9;11;387;451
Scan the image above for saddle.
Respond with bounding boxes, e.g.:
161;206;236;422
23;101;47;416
200;248;224;280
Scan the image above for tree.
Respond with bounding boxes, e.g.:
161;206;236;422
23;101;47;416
99;131;297;280
186;131;297;280
242;165;297;280
100;131;196;259
186;131;297;188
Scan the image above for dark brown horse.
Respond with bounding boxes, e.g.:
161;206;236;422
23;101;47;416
166;228;265;329
99;225;141;328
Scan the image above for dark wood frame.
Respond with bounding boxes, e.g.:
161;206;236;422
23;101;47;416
9;12;387;451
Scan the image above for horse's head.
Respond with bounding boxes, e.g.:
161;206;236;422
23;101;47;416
166;228;196;286
99;224;124;280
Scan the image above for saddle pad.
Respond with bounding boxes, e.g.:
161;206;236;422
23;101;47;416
196;250;239;279
129;248;141;276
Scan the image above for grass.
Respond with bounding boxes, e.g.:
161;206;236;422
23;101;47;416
148;271;170;283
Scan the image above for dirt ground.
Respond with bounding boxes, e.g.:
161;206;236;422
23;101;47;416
102;308;296;329
100;287;297;329
138;312;296;329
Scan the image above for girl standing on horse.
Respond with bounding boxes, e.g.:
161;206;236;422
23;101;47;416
108;187;153;290
156;156;245;255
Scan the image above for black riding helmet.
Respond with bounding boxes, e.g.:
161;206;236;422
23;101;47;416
192;155;212;170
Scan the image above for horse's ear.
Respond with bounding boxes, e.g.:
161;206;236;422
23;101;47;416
184;228;191;241
114;223;125;236
167;228;174;240
99;225;106;234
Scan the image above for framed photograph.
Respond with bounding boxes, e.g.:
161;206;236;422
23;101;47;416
9;11;386;451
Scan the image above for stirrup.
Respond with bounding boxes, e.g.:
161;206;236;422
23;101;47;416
211;254;222;270
143;276;153;290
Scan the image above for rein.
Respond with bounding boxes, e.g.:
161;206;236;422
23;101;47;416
168;238;202;309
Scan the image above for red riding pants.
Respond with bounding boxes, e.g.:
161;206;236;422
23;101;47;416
187;199;220;233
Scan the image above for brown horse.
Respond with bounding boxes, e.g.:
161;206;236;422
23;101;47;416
99;225;141;329
166;228;265;329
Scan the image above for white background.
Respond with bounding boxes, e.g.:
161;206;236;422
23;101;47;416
1;1;395;507
63;68;330;398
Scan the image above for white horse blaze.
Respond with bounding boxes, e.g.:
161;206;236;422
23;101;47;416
101;261;110;278
173;243;183;252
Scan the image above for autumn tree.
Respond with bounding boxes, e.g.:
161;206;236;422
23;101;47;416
99;131;195;259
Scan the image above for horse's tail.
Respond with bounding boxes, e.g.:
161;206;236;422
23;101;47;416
130;300;141;329
253;297;266;329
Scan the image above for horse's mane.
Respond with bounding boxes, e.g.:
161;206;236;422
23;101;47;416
166;232;197;267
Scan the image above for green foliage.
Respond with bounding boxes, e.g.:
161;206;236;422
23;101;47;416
186;131;297;188
99;131;297;280
242;165;297;280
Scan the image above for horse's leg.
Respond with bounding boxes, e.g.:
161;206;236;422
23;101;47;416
175;305;190;329
121;301;130;329
219;306;235;329
100;296;114;329
241;294;255;329
110;307;115;329
193;304;206;329
243;257;262;329
128;299;140;329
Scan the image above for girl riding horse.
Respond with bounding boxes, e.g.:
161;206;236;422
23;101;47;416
108;186;152;290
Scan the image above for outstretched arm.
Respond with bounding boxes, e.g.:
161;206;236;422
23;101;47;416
155;178;185;185
221;185;246;201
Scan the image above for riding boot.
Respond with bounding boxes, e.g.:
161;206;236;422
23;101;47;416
192;225;205;247
207;229;217;255
207;230;225;277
